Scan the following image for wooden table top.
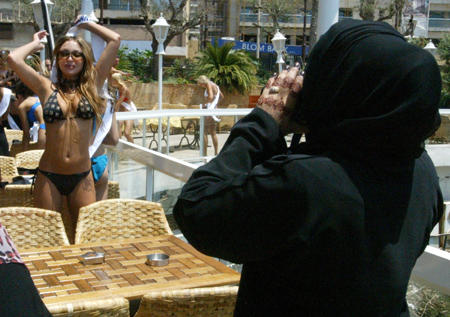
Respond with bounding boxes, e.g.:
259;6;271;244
20;235;240;305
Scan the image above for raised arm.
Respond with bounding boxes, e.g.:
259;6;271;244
7;31;52;101
77;22;120;90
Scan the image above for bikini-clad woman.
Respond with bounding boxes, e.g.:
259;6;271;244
7;21;120;242
197;75;224;155
111;73;135;143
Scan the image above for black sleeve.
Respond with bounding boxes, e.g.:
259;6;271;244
173;108;308;263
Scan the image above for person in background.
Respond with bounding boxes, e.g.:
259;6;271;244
7;19;120;243
174;20;443;316
14;81;46;149
0;86;12;156
197;75;223;156
44;58;52;73
0;222;51;316
110;72;135;143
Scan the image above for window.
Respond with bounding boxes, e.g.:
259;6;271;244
0;23;13;40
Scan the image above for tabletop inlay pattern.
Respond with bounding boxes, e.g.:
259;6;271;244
21;235;240;304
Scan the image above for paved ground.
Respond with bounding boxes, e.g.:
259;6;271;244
128;130;233;160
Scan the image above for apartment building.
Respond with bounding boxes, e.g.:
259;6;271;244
239;0;449;45
1;0;448;54
429;0;450;39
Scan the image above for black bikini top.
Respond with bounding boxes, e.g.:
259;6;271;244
43;90;95;123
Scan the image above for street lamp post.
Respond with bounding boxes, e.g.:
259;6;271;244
424;39;437;57
152;13;170;153
271;29;286;74
31;0;54;70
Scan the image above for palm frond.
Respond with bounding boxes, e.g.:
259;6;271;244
194;42;258;94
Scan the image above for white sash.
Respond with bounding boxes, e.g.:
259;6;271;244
0;88;12;117
202;83;221;122
122;101;137;112
7;114;20;130
89;98;113;158
30;122;39;142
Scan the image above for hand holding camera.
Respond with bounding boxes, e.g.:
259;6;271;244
257;63;305;135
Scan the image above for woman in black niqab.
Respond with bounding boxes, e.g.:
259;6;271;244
297;19;442;162
173;19;444;317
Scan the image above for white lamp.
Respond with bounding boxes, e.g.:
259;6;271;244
31;0;54;72
31;0;54;33
152;13;170;55
151;13;170;152
424;39;437;57
271;29;286;73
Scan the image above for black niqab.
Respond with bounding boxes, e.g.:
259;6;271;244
298;19;442;161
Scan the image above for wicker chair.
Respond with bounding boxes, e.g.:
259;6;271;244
134;286;239;317
4;129;23;149
0;184;34;207
0;207;69;250
107;180;120;199
47;297;129;317
0;155;19;178
75;199;172;244
15;149;43;170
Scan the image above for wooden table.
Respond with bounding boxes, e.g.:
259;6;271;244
21;235;240;306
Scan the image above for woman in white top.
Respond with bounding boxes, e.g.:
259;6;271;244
197;75;224;155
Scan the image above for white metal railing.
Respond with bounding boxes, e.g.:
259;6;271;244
116;108;252;156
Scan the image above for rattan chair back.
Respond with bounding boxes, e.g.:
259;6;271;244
47;297;129;317
0;155;18;178
15;149;43;170
0;184;34;207
4;129;23;149
75;199;173;244
107;181;120;199
134;286;239;317
0;207;69;250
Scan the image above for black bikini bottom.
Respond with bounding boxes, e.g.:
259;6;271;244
37;168;91;196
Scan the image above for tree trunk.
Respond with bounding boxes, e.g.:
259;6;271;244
309;0;318;51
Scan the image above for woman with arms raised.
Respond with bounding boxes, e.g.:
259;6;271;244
7;21;120;242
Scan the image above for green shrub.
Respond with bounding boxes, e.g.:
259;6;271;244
117;47;154;83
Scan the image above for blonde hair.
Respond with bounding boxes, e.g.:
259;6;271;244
197;75;209;85
53;36;104;124
111;72;126;88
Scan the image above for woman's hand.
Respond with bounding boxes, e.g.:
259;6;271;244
257;63;305;135
32;31;48;52
73;15;90;28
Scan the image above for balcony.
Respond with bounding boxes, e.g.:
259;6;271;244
92;0;141;11
429;18;450;30
240;13;312;26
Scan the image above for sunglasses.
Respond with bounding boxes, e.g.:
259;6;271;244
57;50;84;60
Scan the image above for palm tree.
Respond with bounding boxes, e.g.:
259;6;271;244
194;41;258;95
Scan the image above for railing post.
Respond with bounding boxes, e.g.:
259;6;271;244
111;151;119;181
142;119;147;147
146;166;154;201
166;116;170;155
199;116;205;157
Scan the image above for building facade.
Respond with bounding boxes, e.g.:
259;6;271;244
0;0;449;54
